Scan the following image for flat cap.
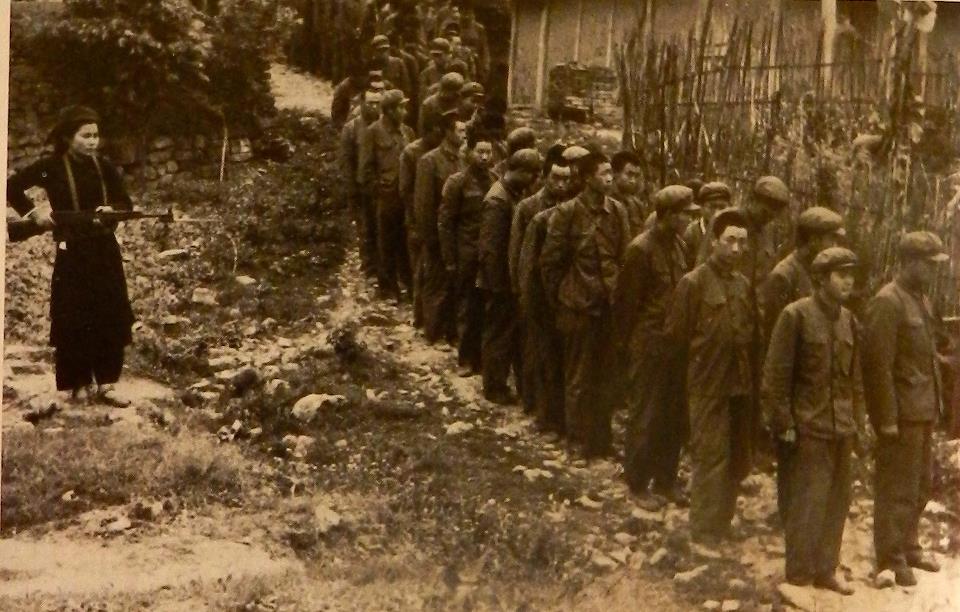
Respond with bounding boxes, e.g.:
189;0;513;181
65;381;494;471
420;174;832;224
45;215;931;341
562;145;591;162
364;90;383;103
712;207;749;237
440;72;465;92
899;231;949;262
430;38;451;52
685;178;705;199
371;34;391;49
652;185;699;215
699;181;732;202
439;108;461;122
753;176;790;208
461;82;485;98
381;89;408;109
507;127;537;151
797;206;844;235
508;148;542;172
811;247;858;274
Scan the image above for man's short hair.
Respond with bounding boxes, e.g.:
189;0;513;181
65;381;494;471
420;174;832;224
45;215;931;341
543;143;568;177
711;207;749;239
612;150;642;174
577;152;610;179
439;111;461;134
465;128;493;150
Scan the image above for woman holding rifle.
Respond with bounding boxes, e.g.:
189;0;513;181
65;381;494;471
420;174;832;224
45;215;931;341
7;105;134;406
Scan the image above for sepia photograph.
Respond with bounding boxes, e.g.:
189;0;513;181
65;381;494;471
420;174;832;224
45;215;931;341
1;0;958;609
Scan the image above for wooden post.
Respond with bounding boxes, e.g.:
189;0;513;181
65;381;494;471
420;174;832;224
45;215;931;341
606;0;617;68
507;0;518;107
574;0;584;63
822;0;837;94
535;0;550;108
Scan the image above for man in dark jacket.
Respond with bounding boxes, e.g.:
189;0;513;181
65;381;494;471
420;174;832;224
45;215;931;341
419;72;464;137
763;247;863;594
541;152;631;457
477;148;541;404
340;90;382;277
370;35;413;98
862;231;947;586
616;185;699;506
684;181;731;267
438;131;496;374
666;208;753;543
414;111;466;343
610;150;647;239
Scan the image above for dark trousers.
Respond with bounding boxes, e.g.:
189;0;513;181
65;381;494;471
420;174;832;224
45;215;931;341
55;343;125;391
875;422;933;571
784;436;853;582
689;394;752;537
624;347;688;494
420;246;457;343
776;439;795;525
358;192;378;274
376;190;411;297
523;316;565;434
482;291;520;395
407;232;423;327
558;308;616;457
456;264;484;371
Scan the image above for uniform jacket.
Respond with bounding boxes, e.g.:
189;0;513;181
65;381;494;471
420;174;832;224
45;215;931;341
761;251;814;345
509;189;557;294
540;193;631;316
666;258;753;398
399;139;431;242
331;77;360;129
683;218;707;268
478;179;524;293
613;225;690;355
862;279;943;429
414;141;461;251
418;62;444;107
518;207;558;318
610;187;647;239
339;114;371;198
437;167;494;269
762;295;864;439
359;117;414;196
418;92;457;137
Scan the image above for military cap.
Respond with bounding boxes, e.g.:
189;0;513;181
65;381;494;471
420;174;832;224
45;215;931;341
381;89;408;109
371;34;391;50
753;176;790;208
686;178;705;200
440;72;466;92
811;247;858;274
506;127;537;150
364;90;383;103
652;185;699;215
798;206;844;235
562;145;591;162
699;181;732;202
439;108;461;122
508;148;542;172
430;38;451;53
711;207;749;237
461;82;485;98
898;231;949;262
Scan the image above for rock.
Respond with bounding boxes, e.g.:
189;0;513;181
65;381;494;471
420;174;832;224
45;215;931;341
235;275;257;287
313;504;342;534
691;541;723;560
335;439;348;448
613;532;638;547
522;468;554;482
231;367;262;394
543;459;564;470
283;434;315;458
291;393;347;422
445;421;475;435
265;379;290;395
874;569;896;589
608;548;629;565
370;400;423;419
576;495;603;510
674;564;709;584
191;288;218;306
61;490;77;502
631;507;665;524
591;551;619;571
649;547;668;566
703;602;721;611
727;578;748;591
104;516;133;534
23;400;60;424
777;582;818;610
628;550;646;570
158;249;190;261
721;601;740;612
208;354;242;370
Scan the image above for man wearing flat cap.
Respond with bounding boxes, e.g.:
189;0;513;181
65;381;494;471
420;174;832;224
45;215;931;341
493;127;538;181
763;247;863;594
419;38;452;103
685;181;731;267
541;153;631;457
361;89;415;302
419;71;464;137
340;89;382;276
370;35;413;100
458;82;484;123
616;185;699;507
761;206;845;522
666;207;753;543
478;148;541;404
862;231;947;586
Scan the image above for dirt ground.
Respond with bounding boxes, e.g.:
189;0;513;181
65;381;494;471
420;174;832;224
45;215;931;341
1;66;957;612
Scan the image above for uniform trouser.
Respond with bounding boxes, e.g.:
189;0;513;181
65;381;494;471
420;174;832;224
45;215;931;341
624;347;688;494
353;191;378;274
776;440;795;524
784;435;853;583
523;316;565;433
689;394;752;537
874;422;933;571
420;245;457;343
482;291;520;395
376;189;411;296
455;263;483;371
559;308;615;457
406;227;423;327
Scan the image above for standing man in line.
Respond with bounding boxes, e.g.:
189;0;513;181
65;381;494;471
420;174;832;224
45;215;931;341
369;35;413;99
610;151;647;239
477;148;541;404
339;89;382;278
684;181;731;267
666;208;753;544
361;89;416;301
763;247;863;594
540;153;631;458
419;72;465;137
415;111;466;344
617;185;699;507
438;130;496;375
419;38;452;103
862;232;947;586
399;114;444;327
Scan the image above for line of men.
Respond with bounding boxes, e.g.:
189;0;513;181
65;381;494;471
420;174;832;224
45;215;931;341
339;89;948;593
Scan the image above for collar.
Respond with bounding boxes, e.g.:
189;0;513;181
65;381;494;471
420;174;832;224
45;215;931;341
814;291;842;321
708;255;734;279
440;141;460;159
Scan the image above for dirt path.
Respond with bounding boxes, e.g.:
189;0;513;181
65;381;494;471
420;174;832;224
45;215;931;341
269;63;334;116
